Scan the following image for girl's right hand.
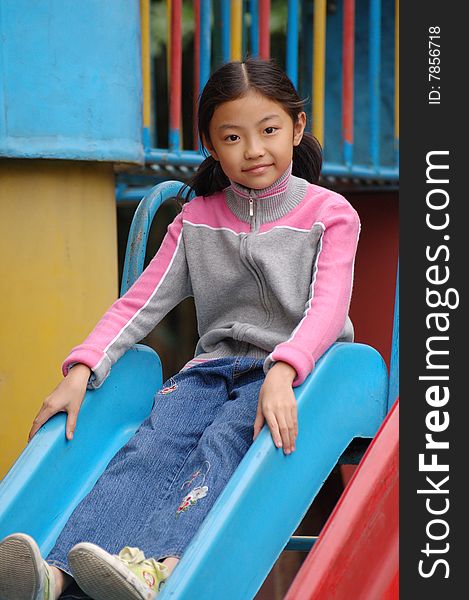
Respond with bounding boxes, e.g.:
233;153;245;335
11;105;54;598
28;363;91;442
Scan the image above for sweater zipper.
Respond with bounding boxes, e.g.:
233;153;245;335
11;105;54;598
248;193;256;231
239;192;274;329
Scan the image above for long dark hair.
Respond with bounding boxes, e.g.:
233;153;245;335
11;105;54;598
181;57;322;200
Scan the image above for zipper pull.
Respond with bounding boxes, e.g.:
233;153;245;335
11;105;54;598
249;197;254;217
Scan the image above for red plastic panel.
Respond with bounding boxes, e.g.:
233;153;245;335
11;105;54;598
285;400;399;600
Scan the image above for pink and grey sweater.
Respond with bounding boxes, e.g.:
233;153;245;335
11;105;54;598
63;164;361;388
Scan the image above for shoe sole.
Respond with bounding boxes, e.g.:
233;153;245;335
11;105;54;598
0;533;44;600
68;543;155;600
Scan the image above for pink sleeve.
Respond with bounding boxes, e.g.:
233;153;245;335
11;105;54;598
62;208;191;388
266;201;361;386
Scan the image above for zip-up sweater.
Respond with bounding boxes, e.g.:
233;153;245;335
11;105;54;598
63;164;361;388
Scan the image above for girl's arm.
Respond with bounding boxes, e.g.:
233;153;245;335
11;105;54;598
28;363;91;441
257;199;360;453
63;207;192;389
264;200;361;386
253;361;297;455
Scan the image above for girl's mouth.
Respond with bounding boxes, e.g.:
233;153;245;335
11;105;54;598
243;164;273;174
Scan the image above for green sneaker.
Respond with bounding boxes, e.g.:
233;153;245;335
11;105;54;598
68;543;169;600
0;533;55;600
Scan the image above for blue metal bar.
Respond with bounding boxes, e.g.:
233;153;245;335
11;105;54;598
199;0;212;153
221;0;231;63
369;0;381;168
321;161;397;179
145;148;203;165
387;260;399;412
344;141;353;166
286;0;299;88
142;127;152;150
250;0;259;57
116;186;165;202
200;0;212;91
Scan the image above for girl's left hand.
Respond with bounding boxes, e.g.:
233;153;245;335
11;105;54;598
253;362;298;454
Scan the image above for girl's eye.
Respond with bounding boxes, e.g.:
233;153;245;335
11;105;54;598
265;127;278;134
225;134;239;142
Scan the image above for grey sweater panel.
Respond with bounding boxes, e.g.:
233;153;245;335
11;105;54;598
184;219;352;367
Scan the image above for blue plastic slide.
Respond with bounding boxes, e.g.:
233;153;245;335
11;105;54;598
0;342;388;598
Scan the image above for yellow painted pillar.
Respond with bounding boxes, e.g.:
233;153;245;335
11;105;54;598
230;0;243;61
0;160;118;479
312;0;327;147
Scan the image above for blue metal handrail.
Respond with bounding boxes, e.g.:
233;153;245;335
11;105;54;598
120;180;194;295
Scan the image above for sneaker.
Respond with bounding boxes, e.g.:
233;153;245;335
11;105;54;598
0;533;55;600
68;544;169;600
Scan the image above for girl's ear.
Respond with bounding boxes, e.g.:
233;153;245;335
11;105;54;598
201;134;219;161
293;112;307;147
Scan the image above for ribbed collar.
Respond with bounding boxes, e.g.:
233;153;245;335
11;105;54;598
224;162;309;226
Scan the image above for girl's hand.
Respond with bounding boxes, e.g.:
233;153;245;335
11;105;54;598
28;363;91;442
253;362;298;454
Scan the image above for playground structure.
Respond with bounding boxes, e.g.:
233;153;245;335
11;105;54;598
120;0;399;202
0;1;399;597
0;179;396;598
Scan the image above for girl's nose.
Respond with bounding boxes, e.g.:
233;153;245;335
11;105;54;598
243;138;265;160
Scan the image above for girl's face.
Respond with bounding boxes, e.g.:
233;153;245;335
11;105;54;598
203;90;306;190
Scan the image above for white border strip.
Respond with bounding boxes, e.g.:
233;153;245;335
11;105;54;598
93;229;186;369
183;220;248;236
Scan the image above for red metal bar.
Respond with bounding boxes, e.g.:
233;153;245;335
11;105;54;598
169;0;182;147
285;400;399;600
193;0;201;149
258;0;270;59
342;0;355;146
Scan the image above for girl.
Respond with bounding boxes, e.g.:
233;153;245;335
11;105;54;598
0;57;360;600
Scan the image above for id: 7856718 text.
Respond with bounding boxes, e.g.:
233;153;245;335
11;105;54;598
428;26;441;105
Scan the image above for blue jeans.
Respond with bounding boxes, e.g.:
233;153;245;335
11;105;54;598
46;357;265;584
